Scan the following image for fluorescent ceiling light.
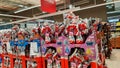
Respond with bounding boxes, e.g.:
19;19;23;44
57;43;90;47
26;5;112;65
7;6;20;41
18;5;24;7
14;5;40;13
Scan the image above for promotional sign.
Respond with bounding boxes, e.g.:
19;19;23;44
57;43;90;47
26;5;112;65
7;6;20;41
30;42;39;56
6;42;12;54
41;0;56;13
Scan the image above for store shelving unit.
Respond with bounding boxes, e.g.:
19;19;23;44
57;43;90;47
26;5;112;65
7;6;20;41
110;21;120;48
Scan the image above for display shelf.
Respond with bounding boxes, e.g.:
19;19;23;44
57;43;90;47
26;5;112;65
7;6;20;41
111;30;120;32
111;25;120;27
0;11;111;68
1;53;43;68
110;36;120;48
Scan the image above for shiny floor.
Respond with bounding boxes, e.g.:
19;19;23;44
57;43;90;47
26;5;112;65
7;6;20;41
106;49;120;68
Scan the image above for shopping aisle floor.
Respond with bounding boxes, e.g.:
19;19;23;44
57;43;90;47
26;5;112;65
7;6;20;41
106;49;120;68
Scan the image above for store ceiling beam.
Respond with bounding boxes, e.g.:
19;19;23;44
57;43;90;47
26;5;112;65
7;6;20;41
1;0;120;26
0;14;30;18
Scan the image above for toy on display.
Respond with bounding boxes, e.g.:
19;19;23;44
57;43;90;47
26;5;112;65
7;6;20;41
76;32;84;44
49;23;59;43
41;22;52;44
4;56;10;67
64;34;99;68
41;36;67;68
31;27;41;53
17;30;28;55
0;12;110;68
2;44;7;54
27;27;42;68
68;32;75;44
11;24;20;41
101;23;112;59
27;57;37;68
14;58;22;68
68;47;88;68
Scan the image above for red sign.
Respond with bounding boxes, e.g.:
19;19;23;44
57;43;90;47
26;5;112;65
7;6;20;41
41;0;56;13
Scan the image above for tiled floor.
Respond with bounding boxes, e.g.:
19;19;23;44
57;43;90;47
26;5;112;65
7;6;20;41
106;49;120;68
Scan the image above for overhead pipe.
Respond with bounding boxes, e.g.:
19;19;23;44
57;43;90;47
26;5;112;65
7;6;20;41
0;14;30;18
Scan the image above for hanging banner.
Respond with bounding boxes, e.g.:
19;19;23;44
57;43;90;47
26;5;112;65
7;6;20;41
41;0;56;13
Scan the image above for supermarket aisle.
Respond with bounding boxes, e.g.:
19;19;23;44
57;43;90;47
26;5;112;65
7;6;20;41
106;49;120;68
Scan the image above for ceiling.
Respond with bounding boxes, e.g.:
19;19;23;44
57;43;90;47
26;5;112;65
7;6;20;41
0;0;37;11
0;0;64;22
0;0;106;23
0;0;63;12
0;0;98;13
